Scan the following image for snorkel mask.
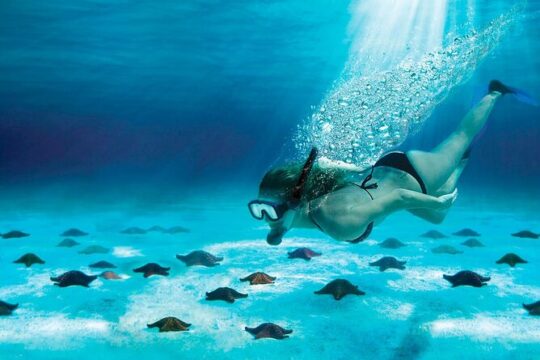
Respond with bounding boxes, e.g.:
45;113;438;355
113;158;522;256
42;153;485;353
248;147;318;245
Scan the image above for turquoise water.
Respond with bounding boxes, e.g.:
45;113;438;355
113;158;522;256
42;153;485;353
1;192;539;359
1;0;540;359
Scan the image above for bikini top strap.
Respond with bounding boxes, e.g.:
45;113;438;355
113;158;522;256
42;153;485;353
307;201;324;232
360;165;378;191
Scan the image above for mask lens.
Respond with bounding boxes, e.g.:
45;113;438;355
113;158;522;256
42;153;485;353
248;203;264;219
261;205;278;221
248;201;282;221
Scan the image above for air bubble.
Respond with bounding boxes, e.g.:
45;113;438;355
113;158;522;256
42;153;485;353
322;123;332;133
293;8;518;168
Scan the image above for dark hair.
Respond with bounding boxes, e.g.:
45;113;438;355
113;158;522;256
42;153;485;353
258;163;350;203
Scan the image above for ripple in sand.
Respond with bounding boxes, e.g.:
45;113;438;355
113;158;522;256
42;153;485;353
427;310;540;343
112;246;143;258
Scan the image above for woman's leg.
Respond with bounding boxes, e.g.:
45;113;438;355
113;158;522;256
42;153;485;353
407;156;468;223
406;91;501;194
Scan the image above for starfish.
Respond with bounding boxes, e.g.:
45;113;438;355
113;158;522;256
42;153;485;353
431;245;463;255
369;256;406;271
176;250;223;267
13;253;45;267
496;253;527;267
0;301;18;316
2;230;29;239
461;238;484;247
51;270;97;287
443;270;490;287
61;228;88;237
205;287;247;303
523;301;540;316
245;323;292;340
287;247;321;261
133;263;170;278
379;238;407;249
57;238;80;247
453;228;481;237
147;317;191;332
240;272;276;285
314;279;365;300
420;230;447;239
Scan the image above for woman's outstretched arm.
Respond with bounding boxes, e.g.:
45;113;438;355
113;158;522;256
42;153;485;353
308;187;457;241
377;188;458;212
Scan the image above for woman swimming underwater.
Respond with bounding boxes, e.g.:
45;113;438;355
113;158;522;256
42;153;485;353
249;80;527;245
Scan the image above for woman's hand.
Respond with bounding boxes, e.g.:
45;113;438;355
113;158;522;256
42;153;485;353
438;188;458;209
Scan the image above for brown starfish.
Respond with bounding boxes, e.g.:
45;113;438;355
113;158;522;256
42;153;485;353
496;253;527;267
443;270;490;287
205;287;247;303
176;250;223;267
511;230;538;239
51;270;97;287
314;279;365;300
100;271;122;280
523;301;540;316
0;301;18;316
240;272;276;285
147;317;191;332
245;323;292;340
133;263;170;278
13;253;45;267
287;247;321;261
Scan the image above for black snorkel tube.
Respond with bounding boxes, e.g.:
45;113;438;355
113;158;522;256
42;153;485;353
290;147;318;207
266;147;318;245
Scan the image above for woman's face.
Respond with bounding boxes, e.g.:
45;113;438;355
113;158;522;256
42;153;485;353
260;195;296;245
266;210;295;245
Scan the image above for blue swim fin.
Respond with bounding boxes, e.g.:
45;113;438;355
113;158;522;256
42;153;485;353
506;86;539;106
488;80;539;106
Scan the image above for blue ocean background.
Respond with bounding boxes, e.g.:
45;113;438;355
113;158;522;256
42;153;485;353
0;1;539;359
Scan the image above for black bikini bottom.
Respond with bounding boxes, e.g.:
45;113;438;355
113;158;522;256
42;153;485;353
374;151;427;194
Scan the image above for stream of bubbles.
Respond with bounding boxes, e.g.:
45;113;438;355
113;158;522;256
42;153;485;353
294;6;523;167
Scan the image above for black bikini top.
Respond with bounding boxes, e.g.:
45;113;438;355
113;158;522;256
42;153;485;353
308;166;376;244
